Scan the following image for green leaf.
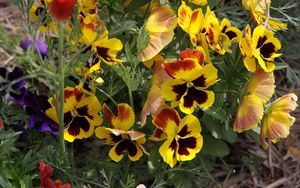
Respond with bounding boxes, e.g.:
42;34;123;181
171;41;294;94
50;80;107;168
208;0;221;9
275;62;289;70
201;135;230;157
204;108;227;122
202;114;238;143
127;0;149;11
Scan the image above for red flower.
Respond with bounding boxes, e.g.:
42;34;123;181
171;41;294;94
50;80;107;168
0;119;3;129
39;160;71;188
49;0;76;21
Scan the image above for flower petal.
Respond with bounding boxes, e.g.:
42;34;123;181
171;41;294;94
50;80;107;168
161;79;187;102
234;95;264;133
159;138;177;168
271;93;298;113
176;134;203;161
247;68;275;103
95;127;123;144
145;6;177;33
152;107;180;137
178;114;201;138
140;31;174;62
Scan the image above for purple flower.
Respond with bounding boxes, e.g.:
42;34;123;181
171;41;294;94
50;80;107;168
11;88;59;134
20;39;48;58
0;67;25;91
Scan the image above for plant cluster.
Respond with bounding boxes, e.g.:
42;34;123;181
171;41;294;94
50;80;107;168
0;0;299;187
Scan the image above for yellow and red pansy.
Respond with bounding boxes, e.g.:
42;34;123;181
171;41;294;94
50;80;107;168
234;68;275;132
140;6;177;62
260;93;298;148
46;87;103;142
152;107;203;168
161;48;217;114
239;25;281;73
95;103;147;162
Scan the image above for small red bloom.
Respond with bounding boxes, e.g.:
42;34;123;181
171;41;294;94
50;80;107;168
39;160;71;188
49;0;76;21
0;119;3;129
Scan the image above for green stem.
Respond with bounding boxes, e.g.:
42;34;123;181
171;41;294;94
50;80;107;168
57;22;66;158
96;87;118;106
128;86;134;110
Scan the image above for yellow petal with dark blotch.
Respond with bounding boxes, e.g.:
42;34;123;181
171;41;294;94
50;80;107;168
163;58;202;81
189;8;204;35
159;138;177;168
152;107;180;137
161;79;187;103
178;114;201;138
246;68;275;103
176;134;203;161
234;95;264;133
140;31;174;62
95;127;122;144
270;93;298;113
146;6;177;33
195;63;218;88
109;141;124;162
92;38;123;65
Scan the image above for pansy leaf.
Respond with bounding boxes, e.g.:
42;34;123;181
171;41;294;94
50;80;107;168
200;135;229;157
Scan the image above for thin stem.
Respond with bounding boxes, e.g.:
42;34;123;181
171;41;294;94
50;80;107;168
96;87;118;106
128;86;134;110
56;22;66;158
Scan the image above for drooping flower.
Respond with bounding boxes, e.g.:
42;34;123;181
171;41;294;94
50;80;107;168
39;160;71;188
260;93;298;148
140;55;172;126
49;0;76;21
46;87;103;142
161;47;218;114
239;25;281;73
242;0;287;31
140;6;177;62
234;68;275;132
95;103;147;162
20;39;48;58
152;107;203;168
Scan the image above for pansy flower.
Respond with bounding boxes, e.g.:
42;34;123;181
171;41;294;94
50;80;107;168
152;107;203;168
242;0;287;31
239;25;281;73
234;68;275;132
260;93;298;148
161;47;218;114
10;88;59;134
139;6;177;62
49;0;76;21
205;17;242;55
46;87;103;142
20;39;48;59
77;0;97;17
95;103;147;162
29;1;57;33
39;160;71;188
177;1;214;63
